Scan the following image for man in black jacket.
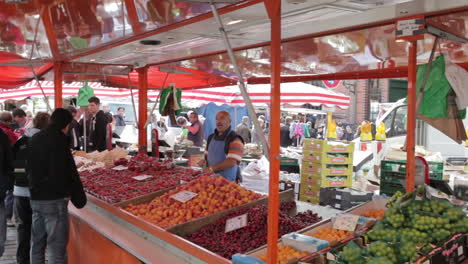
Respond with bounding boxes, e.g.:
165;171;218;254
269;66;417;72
28;108;87;264
0;128;13;258
83;96;108;152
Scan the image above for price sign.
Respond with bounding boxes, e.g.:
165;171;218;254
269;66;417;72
132;175;153;181
225;213;248;233
333;214;360;231
396;17;425;40
171;191;198;203
112;165;128;171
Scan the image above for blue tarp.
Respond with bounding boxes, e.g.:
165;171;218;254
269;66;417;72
198;103;249;139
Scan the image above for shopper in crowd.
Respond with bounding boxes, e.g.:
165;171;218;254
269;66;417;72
0;112;18;144
343;125;354;141
67;106;81;151
336;122;344;140
317;124;325;140
114;107;126;127
0;112;17;227
280;116;293;147
12;109;31;131
0;128;13;259
235;116;251;144
184;112;205;147
251;118;265;146
308;121;317;138
82;97;108;152
203;111;244;182
28;108;87;264
12;112;50;264
102;104;113;124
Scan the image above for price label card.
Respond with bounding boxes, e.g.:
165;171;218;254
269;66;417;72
225;213;248;233
112;165;128;171
333;214;360;231
171;191;198;203
132;175;153;181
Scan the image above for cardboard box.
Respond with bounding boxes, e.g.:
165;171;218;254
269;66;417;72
302;162;353;176
302;151;353;165
321;176;352;188
416;233;467;264
299;193;320;204
301;183;321;192
301;175;322;186
303;139;354;153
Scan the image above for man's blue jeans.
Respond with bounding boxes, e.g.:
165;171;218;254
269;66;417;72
30;199;69;264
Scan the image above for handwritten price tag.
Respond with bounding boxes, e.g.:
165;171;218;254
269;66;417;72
225;213;248;233
171;191;198;203
132;175;153;181
112;165;128;171
333;214;359;232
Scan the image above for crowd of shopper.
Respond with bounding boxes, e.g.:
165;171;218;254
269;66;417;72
279;117;356;147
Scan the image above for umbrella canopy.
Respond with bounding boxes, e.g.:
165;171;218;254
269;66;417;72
181;82;350;109
0;52;52;89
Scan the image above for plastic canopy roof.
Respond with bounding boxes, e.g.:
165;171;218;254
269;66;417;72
0;1;467;90
0;52;52;89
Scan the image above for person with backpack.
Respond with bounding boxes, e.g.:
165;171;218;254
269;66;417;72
202;111;244;182
12;112;50;264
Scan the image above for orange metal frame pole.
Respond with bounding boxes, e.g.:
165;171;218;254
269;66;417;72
54;62;63;108
265;0;281;263
137;67;148;154
406;40;417;193
124;0;143;34
33;1;61;60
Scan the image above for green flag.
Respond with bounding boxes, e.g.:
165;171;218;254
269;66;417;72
77;82;95;107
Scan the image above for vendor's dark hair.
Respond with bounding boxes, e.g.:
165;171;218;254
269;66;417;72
50;108;73;130
88;96;100;105
12;108;26;118
117;107;125;111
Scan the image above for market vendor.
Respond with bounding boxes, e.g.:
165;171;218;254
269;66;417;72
203;111;244;182
184;111;204;147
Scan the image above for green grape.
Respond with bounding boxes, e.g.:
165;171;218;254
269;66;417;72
431;229;451;243
400;228;430;245
367;229;397;242
366;257;393;264
429;200;450;214
342;244;362;264
443;207;466;222
399;241;418;262
386;212;405;228
368;241;397;263
450;218;468;234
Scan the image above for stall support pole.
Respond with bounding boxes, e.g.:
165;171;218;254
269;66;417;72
209;3;270;158
406;40;417;193
265;0;281;263
54;62;63;108
137;67;148;154
124;0;143;34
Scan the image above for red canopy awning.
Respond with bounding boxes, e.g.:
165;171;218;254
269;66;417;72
0;52;53;89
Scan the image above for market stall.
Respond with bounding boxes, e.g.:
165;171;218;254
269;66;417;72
0;0;468;264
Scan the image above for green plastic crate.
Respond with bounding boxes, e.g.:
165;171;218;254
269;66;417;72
381;160;444;179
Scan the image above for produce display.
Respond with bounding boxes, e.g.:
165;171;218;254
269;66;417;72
74;147;128;166
312;228;353;242
80;154;204;203
338;188;468;264
125;176;264;228
361;209;385;220
259;245;309;264
185;201;322;258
